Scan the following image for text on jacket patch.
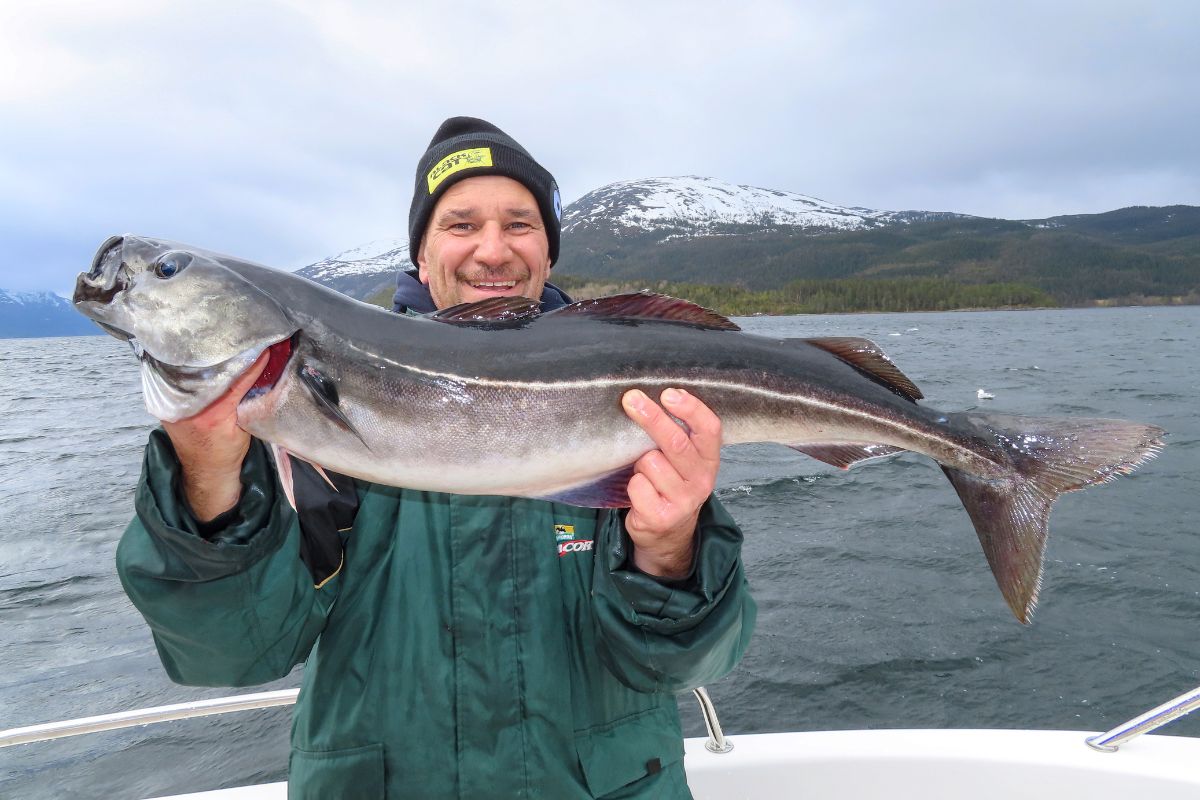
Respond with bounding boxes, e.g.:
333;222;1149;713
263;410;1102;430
554;524;594;557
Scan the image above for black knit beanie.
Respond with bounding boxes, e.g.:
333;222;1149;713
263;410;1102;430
408;117;561;267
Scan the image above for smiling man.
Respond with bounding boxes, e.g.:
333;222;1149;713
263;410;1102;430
392;117;566;315
116;117;756;799
417;174;551;306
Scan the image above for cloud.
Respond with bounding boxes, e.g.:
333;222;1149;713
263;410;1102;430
0;1;1196;293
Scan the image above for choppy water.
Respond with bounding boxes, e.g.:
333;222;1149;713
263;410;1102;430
2;306;1198;798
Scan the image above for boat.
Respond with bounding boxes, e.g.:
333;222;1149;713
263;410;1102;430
5;684;1200;798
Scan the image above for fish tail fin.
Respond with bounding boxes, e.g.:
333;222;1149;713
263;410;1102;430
943;413;1164;624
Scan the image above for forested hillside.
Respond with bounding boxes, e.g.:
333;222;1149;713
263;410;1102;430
556;206;1200;308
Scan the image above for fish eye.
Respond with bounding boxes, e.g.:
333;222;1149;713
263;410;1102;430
154;252;192;279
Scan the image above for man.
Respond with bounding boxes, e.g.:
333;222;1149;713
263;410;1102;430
117;117;756;799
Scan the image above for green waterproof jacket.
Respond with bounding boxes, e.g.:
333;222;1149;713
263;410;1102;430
117;430;756;799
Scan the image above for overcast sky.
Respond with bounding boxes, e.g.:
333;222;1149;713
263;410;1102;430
2;1;1196;294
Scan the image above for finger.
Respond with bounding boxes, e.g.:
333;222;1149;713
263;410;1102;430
228;349;272;397
625;472;666;532
631;450;688;507
178;350;271;425
660;388;722;464
622;389;695;460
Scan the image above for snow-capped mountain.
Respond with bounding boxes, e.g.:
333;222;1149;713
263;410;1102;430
0;289;102;339
563;176;959;237
294;237;411;300
290;177;956;300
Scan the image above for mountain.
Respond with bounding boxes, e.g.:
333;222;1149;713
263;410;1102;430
562;176;960;237
554;179;1200;306
293;177;968;302
294;237;411;300
0;290;102;339
285;180;1199;308
10;179;1195;333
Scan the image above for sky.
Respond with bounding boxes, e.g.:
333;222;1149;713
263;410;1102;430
1;0;1197;295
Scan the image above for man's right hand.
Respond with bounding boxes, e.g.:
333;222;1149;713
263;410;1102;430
161;351;270;523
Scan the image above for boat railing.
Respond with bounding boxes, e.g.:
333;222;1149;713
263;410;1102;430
0;686;736;754
0;688;299;748
5;682;1199;754
1085;684;1200;752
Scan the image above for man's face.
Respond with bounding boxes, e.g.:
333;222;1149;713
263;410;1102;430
417;175;552;309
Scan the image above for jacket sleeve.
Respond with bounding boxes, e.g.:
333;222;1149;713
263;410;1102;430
116;429;340;687
589;496;757;693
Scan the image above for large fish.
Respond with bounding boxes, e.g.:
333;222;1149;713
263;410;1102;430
75;234;1163;622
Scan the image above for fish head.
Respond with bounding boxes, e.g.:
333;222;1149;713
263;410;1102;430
74;234;297;421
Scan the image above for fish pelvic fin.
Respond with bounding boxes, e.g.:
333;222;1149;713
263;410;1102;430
270;443;298;511
945;413;1165;624
535;464;636;508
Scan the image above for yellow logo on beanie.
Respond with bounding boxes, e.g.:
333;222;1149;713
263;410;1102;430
427;147;493;194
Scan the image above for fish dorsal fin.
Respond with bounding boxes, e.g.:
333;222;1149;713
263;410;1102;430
429;297;543;325
553;292;741;331
803;337;924;401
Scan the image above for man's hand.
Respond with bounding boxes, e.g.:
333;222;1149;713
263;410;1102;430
161;351;269;522
620;388;722;579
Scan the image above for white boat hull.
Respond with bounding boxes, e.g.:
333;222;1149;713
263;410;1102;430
149;728;1200;799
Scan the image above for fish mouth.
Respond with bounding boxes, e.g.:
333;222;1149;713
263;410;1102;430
241;334;298;402
74;236;131;308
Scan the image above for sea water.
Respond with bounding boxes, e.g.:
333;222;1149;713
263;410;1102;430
2;306;1198;798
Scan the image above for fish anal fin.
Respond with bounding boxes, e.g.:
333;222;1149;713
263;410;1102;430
429;297;542;325
536;465;635;508
791;443;905;469
802;337;924;401
554;292;741;331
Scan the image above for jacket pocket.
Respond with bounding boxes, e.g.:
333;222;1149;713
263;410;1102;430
575;706;686;798
288;742;385;799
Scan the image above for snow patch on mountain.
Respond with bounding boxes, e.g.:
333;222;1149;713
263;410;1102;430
297;237;410;283
0;289;67;307
563;176;955;236
1;289;102;338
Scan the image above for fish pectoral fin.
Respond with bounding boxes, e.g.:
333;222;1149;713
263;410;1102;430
800;337;924;401
790;443;906;469
534;465;636;509
297;363;369;450
553;292;741;331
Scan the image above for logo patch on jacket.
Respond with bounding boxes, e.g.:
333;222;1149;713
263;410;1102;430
555;524;593;557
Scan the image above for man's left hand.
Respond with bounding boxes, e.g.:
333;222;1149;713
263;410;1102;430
620;388;722;579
